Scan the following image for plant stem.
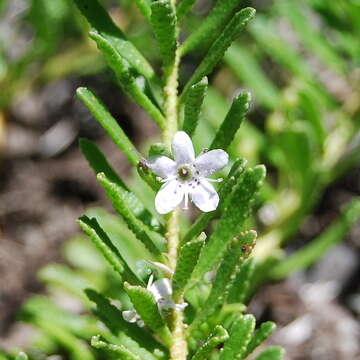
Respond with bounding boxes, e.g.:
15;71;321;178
161;11;187;359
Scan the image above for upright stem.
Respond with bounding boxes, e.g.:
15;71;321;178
161;14;187;360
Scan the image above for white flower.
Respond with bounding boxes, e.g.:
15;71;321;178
147;131;228;214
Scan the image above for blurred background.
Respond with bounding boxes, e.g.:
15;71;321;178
0;0;359;359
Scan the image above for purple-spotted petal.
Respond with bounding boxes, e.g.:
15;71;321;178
190;179;219;212
147;156;177;178
194;149;228;177
155;179;185;214
172;131;195;165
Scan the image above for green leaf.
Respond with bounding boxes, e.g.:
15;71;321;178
173;232;206;296
254;347;285;360
181;7;256;101
124;283;172;346
78;215;141;284
76;87;139;166
149;143;172;158
219;315;256;360
191;326;229;360
244;322;277;357
73;0;155;79
91;335;141;360
88;31;166;129
227;258;255;304
189;231;257;336
150;0;177;67
177;0;197;22
183;77;208;137
182;158;247;245
210;92;251;150
15;353;28;360
134;0;152;21
79;138;162;232
270;197;360;279
97;173;165;255
192;165;266;279
137;161;162;192
181;0;246;55
224;44;280;109
85;289;164;359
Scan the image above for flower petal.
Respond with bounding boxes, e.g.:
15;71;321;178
172;131;195;165
122;310;139;323
155;179;184;214
149;278;172;299
194;149;229;177
190;179;219;212
147;156;177;178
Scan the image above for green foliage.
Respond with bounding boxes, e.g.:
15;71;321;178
97;173;165;255
191;326;229;360
172;233;206;297
244;322;277;358
183;77;208;137
254;347;285;360
88;31;166;128
124;283;172;346
77;88;139;165
193;166;265;279
15;353;28;360
181;0;245;55
219;314;255;360
151;0;177;68
13;0;360;359
189;231;257;338
210;92;251;150
78;215;141;284
181;7;256;100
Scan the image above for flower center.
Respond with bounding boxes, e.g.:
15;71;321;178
177;165;192;180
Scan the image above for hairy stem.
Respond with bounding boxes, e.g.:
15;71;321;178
161;10;187;359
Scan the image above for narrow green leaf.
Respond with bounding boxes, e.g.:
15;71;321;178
91;335;141;360
39;264;93;300
137;161;162;192
76;87;139;165
224;44;280;109
124;283;172;346
97;173;165;255
182;158;247;245
73;0;154;79
193;165;266;279
85;289;164;359
219;315;256;360
15;353;28;360
80;137;127;188
244;322;276;357
271;197;360;279
227;258;255;304
181;7;256;100
134;0;152;21
177;0;197;22
173;233;206;296
183;77;208;137
191;326;229;360
88;31;166;129
79;138;162;232
150;0;177;67
181;0;245;55
254;346;285;360
210;92;251;150
78;215;141;284
149;143;172;158
189;231;257;336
